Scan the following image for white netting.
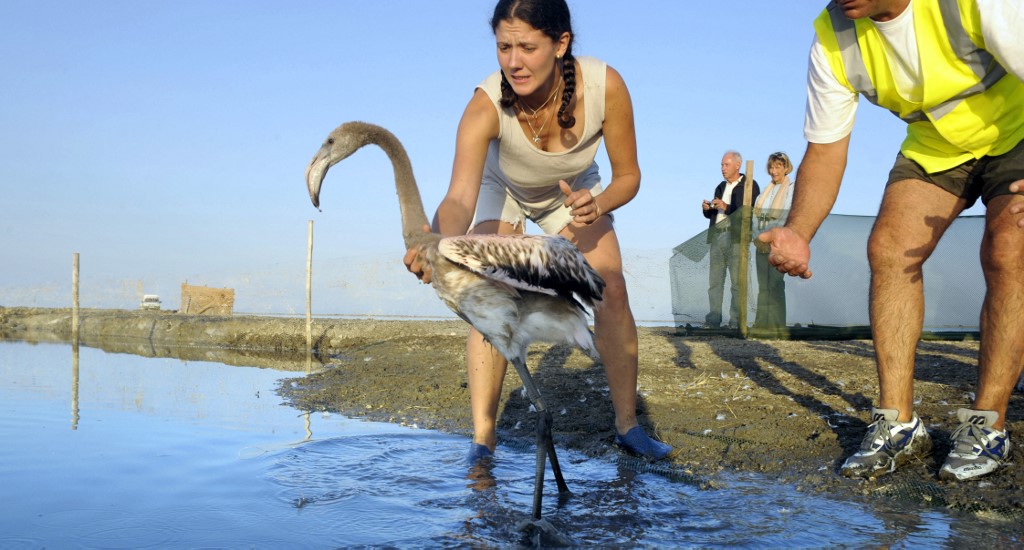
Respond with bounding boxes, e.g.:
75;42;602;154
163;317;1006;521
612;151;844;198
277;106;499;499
670;210;984;332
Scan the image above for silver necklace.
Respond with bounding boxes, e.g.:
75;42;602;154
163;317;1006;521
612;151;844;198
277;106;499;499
520;79;560;117
521;103;553;144
519;80;561;144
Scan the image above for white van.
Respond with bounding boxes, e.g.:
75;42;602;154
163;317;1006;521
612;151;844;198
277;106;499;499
140;295;162;310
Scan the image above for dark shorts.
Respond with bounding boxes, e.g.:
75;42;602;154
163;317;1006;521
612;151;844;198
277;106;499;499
886;138;1024;209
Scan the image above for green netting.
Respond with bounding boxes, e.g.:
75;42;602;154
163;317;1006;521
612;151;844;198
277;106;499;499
670;209;984;337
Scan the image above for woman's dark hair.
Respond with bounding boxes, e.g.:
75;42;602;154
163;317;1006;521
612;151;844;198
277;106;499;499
491;0;576;128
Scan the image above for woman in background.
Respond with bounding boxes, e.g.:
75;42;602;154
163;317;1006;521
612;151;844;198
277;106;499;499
753;152;794;330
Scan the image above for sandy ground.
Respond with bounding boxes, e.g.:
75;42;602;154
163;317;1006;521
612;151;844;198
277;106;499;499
2;306;1022;521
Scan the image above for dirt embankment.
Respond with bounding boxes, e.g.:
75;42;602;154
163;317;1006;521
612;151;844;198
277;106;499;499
2;306;1022;519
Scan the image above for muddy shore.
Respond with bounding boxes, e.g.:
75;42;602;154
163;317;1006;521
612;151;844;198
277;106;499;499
2;306;1021;522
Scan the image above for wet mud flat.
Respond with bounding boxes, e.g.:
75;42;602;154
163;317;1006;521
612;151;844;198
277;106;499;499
2;306;1022;523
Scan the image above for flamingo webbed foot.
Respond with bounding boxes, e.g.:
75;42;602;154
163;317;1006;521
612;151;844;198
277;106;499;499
516;517;575;547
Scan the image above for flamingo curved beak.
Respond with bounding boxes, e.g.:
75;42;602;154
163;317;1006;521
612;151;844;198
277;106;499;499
305;148;329;210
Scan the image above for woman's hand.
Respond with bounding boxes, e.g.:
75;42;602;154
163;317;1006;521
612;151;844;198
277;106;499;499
403;224;434;284
560;180;603;225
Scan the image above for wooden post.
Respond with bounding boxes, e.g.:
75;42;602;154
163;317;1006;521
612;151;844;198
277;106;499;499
737;160;755;337
72;252;80;344
306;220;314;368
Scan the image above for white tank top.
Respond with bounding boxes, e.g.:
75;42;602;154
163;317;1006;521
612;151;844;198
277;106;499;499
477;56;607;207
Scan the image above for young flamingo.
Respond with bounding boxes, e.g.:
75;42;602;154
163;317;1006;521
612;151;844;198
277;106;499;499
305;121;605;525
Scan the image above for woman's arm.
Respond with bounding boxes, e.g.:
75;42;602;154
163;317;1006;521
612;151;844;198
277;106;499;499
433;89;500;236
561;65;638;224
404;88;498;282
583;65;640;219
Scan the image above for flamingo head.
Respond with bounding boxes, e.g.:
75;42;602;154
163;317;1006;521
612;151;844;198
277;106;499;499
305;122;369;210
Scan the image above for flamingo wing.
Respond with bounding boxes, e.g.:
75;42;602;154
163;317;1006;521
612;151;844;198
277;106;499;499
438;234;605;308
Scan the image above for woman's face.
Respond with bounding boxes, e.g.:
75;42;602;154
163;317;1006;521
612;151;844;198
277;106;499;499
768;160;788;183
494;18;568;100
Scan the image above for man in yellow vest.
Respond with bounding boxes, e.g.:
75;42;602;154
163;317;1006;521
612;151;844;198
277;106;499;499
758;0;1023;482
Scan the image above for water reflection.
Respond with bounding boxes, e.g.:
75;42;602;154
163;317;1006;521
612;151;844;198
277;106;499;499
466;458;497;492
50;327;320;437
71;340;80;430
17;325;315;372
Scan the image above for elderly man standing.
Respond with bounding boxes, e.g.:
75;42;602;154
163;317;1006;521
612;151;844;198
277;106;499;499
703;151;759;329
760;0;1024;481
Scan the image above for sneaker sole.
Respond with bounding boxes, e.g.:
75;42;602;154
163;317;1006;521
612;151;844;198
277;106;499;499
938;460;1002;481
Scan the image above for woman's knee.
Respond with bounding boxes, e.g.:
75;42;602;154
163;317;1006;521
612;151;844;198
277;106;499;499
597;270;630;309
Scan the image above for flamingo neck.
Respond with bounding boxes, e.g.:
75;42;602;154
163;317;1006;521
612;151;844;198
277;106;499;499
357;124;432;249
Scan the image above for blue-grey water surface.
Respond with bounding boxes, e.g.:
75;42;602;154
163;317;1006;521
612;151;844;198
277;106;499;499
1;341;1018;547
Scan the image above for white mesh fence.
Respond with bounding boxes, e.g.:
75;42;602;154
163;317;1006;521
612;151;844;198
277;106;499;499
670;210;984;331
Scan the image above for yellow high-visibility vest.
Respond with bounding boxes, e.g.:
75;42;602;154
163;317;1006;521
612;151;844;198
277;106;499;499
814;0;1024;173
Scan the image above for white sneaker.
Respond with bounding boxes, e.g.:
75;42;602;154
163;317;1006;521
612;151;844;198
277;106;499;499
938;408;1011;481
841;407;933;479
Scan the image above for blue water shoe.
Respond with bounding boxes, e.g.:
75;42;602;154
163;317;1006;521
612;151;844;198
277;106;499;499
467;443;493;464
615;426;673;460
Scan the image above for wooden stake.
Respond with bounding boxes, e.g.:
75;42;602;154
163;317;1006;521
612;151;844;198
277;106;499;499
737;160;755;337
72;252;80;344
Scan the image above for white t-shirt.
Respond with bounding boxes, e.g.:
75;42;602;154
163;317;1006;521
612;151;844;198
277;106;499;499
716;178;741;224
804;0;1024;144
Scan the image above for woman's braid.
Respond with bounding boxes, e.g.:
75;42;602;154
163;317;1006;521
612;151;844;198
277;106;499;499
556;52;576;129
498;73;516;109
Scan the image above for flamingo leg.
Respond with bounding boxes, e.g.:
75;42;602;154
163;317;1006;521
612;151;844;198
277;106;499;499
532;412;548;520
510;357;570;520
543;412;570;493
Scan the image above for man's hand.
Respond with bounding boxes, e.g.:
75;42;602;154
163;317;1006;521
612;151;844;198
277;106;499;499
757;227;813;279
1008;180;1024;228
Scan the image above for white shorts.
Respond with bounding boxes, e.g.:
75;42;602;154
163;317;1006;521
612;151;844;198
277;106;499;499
471;177;607;235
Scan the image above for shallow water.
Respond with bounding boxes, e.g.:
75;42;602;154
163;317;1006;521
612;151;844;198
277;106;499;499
0;341;1018;547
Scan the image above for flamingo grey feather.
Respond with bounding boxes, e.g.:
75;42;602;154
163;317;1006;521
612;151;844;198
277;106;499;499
305;121;606;523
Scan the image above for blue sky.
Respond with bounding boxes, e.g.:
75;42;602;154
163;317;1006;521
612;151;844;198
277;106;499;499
0;1;982;313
